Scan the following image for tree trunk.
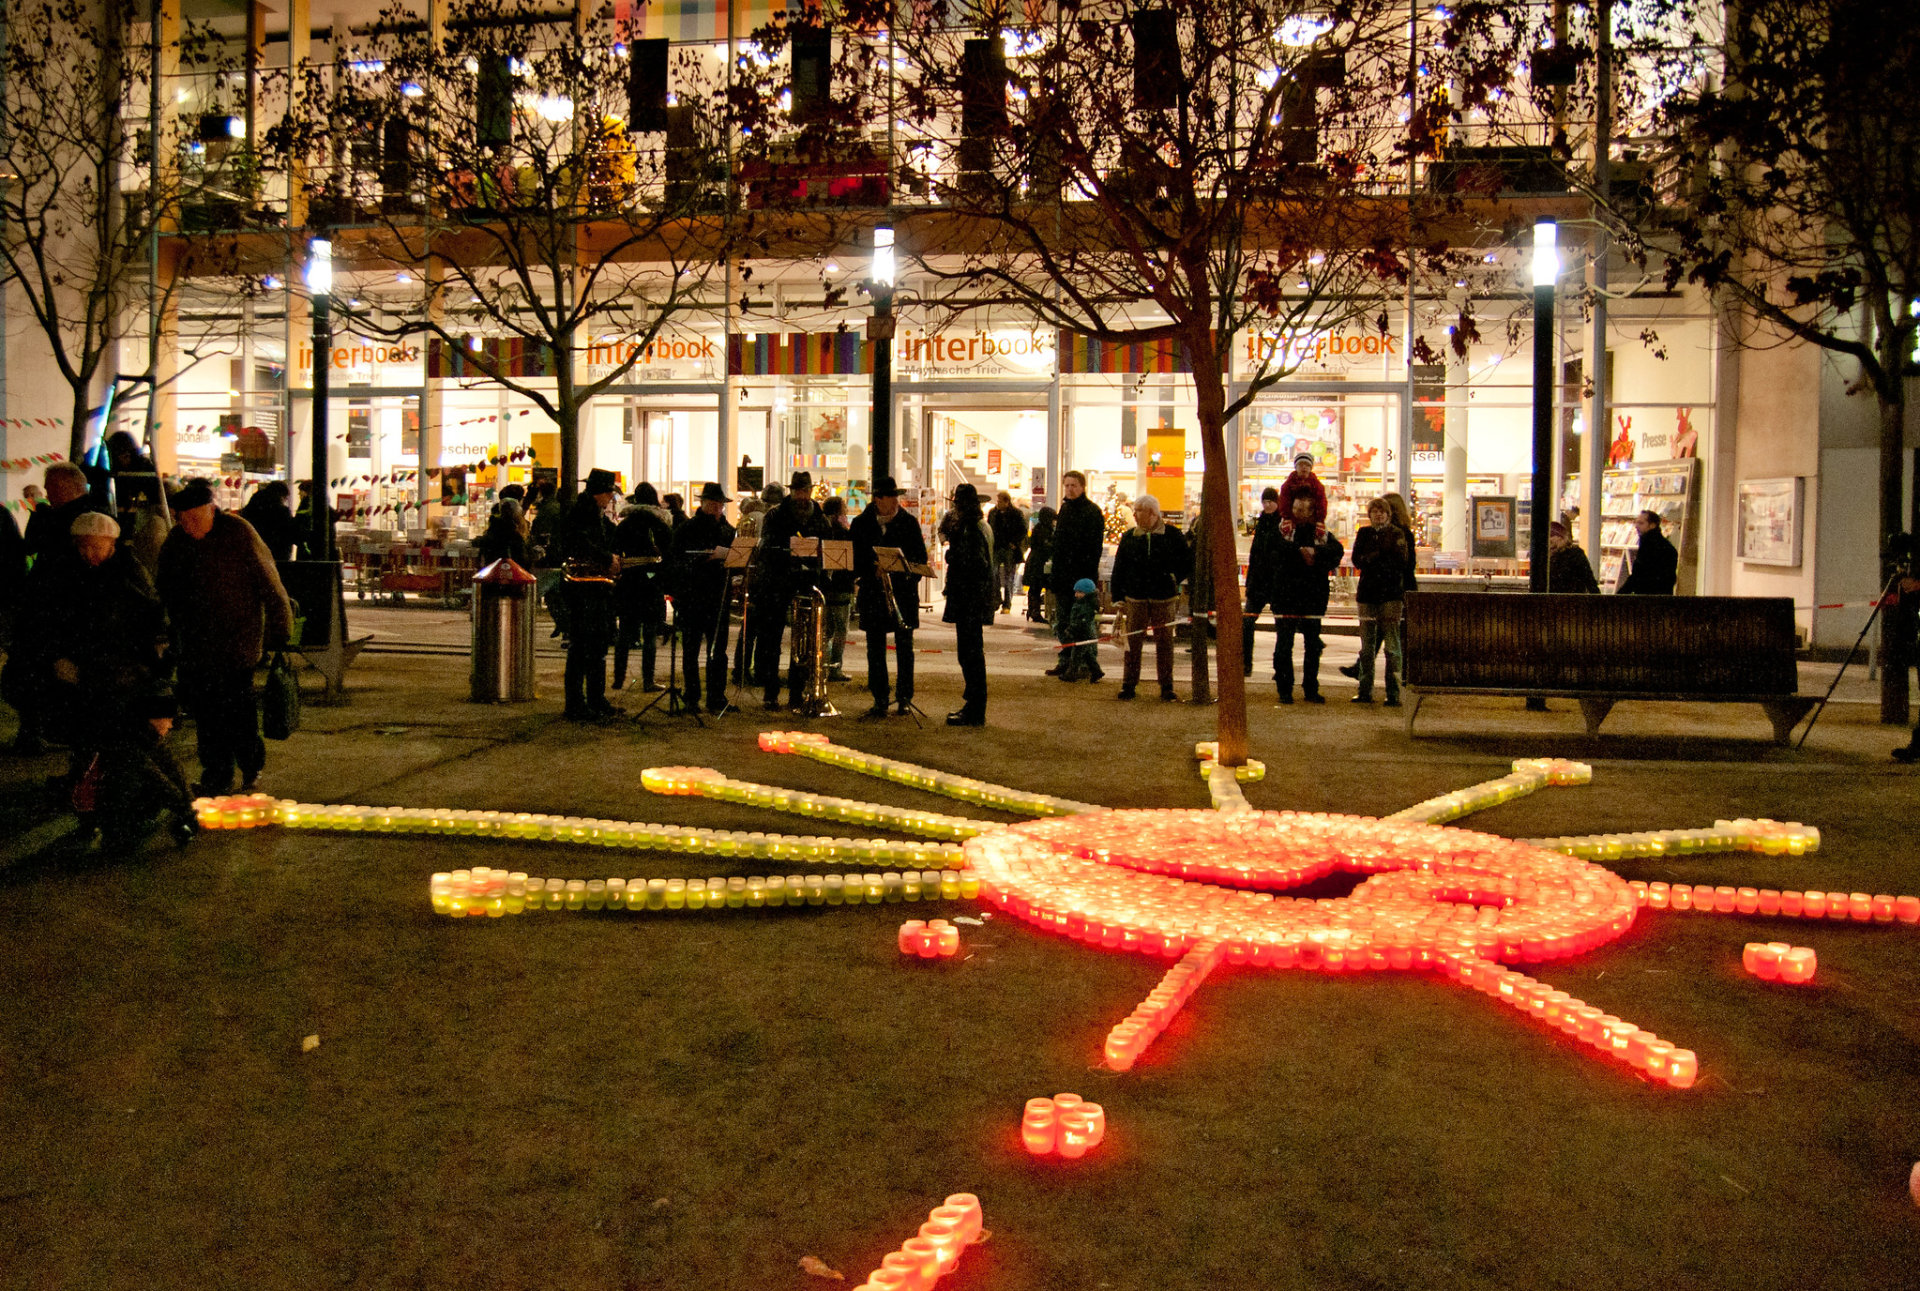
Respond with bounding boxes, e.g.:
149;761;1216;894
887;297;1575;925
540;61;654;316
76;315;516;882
1878;384;1910;725
69;386;91;463
557;339;579;503
1191;354;1247;767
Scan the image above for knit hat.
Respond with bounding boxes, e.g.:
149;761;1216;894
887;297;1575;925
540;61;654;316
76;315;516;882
1073;578;1097;596
70;510;120;540
173;480;215;511
1293;451;1315;468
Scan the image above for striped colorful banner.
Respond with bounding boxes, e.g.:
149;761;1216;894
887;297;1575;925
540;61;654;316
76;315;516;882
1057;330;1195;375
427;338;557;380
631;0;781;42
729;331;874;376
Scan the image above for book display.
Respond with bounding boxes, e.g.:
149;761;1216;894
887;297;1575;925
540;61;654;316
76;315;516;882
1562;458;1698;592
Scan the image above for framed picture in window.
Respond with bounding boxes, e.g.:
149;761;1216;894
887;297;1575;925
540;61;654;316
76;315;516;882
1736;478;1803;566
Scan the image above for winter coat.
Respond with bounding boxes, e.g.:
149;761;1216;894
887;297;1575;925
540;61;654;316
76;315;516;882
1110;523;1191;603
1619;530;1678;595
939;511;997;626
1279;472;1328;523
474;514;530;569
757;498;834;602
1048;494;1106;597
851;503;928;631
1065;592;1100;644
28;550;175;737
1549;544;1601;595
614;504;675;623
558;495;620;638
23;493;113;565
670;509;737;613
1022;512;1056;591
1272;518;1344;618
1244;510;1285;602
156;510;295;674
1351;523;1418;605
988;503;1027;564
239;493;300;562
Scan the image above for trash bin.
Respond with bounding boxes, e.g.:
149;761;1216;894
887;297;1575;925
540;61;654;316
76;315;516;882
472;558;537;702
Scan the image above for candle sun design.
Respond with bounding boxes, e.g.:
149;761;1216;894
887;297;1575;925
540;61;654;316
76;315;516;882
199;733;1920;1093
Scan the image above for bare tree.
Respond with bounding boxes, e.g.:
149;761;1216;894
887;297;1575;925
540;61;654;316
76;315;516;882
802;0;1506;764
293;0;745;499
1623;0;1920;721
0;0;238;460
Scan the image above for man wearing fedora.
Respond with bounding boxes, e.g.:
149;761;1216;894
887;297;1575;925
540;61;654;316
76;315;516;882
753;471;833;710
558;468;623;720
849;476;927;719
671;482;738;716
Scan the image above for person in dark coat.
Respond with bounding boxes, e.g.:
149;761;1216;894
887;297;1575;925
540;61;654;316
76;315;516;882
475;498;531;568
1548;520;1601;594
1345;495;1417;706
819;496;855;682
239;481;300;562
1046;471;1106;670
1240;486;1284;677
613;483;674;692
103;430;162;512
156;480;295;795
34;511;192;845
939;483;996;725
1109;494;1190;701
1270;494;1344;703
1022;506;1055;623
670;482;737;716
663;492;689;529
988;491;1027;613
850;476;928;719
1618;510;1679;594
754;472;834;710
557;469;622;720
23;461;111;566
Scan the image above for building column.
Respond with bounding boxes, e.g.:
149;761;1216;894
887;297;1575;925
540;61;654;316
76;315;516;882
1444;353;1469;552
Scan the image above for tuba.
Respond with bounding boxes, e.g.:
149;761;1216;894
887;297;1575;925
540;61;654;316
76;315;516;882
789;586;838;718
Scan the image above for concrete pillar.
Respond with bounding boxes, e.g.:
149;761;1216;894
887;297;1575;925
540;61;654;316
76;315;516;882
1444;353;1469;552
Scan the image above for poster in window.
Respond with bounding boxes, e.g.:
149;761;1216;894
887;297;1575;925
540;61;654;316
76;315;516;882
1736;478;1803;566
1471;496;1517;558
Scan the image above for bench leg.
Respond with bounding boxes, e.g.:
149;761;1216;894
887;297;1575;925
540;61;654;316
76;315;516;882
1761;697;1817;746
1577;698;1615;736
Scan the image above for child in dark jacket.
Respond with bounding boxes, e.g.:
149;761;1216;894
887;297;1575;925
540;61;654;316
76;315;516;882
1057;577;1105;682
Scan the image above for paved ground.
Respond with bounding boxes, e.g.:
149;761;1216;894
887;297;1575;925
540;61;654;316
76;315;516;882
2;616;1918;1289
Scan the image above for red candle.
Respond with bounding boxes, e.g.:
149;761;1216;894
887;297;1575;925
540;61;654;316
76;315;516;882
1779;947;1817;984
1898;895;1920;923
1666;1049;1698;1089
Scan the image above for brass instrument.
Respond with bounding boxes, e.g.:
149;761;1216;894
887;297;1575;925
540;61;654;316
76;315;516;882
789;586;838;717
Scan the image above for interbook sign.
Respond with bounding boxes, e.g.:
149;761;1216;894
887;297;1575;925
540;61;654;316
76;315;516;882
582;333;722;381
896;328;1055;378
295;339;423;383
1241;327;1400;375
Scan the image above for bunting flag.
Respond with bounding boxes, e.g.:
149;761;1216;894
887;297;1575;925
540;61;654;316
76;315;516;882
0;452;67;471
629;0;781;42
1056;330;1199;375
728;331;874;376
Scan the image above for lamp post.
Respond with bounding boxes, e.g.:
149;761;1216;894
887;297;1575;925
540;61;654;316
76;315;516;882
1529;218;1558;594
868;225;896;488
306;237;334;562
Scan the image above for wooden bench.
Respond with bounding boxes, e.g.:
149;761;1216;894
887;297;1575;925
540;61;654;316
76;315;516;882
277;561;374;702
1402;592;1816;744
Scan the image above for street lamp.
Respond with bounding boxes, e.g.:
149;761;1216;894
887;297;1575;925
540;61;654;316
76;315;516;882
868;225;896;488
306;237;333;562
1529;218;1558;594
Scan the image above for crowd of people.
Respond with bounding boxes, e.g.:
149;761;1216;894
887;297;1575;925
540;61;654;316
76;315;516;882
0;440;1714;847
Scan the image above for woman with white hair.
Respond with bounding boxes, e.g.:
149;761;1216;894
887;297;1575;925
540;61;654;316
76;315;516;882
1108;494;1191;701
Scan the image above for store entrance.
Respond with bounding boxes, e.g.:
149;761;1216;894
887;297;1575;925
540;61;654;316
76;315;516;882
900;384;1053;513
597;386;724;501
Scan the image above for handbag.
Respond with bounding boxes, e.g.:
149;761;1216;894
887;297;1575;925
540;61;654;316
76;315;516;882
262;651;301;740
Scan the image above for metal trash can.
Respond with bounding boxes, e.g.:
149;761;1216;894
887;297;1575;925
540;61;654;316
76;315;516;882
471;558;537;702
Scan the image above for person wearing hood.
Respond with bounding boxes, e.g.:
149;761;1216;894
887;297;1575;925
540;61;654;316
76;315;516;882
1108;494;1190;701
753;472;832;710
1056;577;1105;683
556;469;623;720
1045;471;1106;671
850;476;928;719
155;479;294;795
1270;493;1344;703
937;483;996;725
239;481;299;563
34;511;192;845
475;497;532;568
613;482;674;692
1022;506;1056;623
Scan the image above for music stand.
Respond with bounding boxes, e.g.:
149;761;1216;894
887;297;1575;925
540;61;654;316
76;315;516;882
632;586;703;728
720;537;759;704
872;547;929;724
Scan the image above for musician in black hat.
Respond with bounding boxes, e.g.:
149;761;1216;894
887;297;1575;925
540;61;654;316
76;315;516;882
849;476;927;719
558;468;622;720
670;482;737;715
753;471;833;710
